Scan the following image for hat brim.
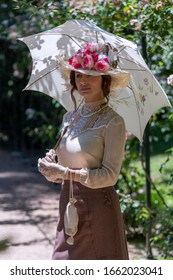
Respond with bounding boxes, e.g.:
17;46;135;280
58;62;130;90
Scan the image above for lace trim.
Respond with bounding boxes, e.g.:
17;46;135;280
80;102;107;117
62;105;121;139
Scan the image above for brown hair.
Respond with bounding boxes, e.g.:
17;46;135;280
70;71;111;110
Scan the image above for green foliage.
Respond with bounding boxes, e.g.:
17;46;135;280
159;147;173;185
151;206;173;259
117;138;150;237
1;0;173;258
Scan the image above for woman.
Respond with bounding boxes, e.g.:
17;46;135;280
38;42;130;260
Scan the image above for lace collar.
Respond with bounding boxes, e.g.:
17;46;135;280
83;98;107;109
80;99;108;117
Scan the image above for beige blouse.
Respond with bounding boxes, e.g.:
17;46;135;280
56;99;126;189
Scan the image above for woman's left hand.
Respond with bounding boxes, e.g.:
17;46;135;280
38;158;67;182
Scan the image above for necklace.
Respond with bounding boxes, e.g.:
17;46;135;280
80;103;107;118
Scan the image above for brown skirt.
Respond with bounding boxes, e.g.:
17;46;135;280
52;180;129;260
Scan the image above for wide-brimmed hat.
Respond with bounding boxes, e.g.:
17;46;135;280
58;42;130;91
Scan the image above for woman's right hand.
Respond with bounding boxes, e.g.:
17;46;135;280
44;149;57;163
38;153;62;184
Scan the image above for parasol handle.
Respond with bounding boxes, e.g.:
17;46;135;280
54;98;84;151
53;126;69;151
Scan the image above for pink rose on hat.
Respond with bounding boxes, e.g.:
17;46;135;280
68;51;84;69
83;43;98;53
91;51;99;62
81;54;94;69
95;59;110;72
68;42;112;72
95;55;110;72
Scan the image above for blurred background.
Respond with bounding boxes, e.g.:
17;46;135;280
0;0;173;259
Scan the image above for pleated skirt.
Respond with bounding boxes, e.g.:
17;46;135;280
52;180;129;260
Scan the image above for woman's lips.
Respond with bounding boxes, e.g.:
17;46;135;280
79;87;90;91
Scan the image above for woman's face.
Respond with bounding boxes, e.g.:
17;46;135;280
75;72;104;103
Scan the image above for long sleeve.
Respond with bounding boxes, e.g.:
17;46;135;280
75;115;126;188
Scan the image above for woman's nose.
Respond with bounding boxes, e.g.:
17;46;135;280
80;76;88;84
81;80;87;85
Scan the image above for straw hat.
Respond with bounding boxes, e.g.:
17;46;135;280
58;42;130;91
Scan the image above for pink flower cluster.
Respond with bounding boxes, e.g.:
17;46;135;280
167;74;173;86
68;43;110;73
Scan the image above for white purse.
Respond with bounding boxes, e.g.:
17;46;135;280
64;174;79;245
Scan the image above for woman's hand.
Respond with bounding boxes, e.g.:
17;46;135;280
38;157;67;183
44;149;57;163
